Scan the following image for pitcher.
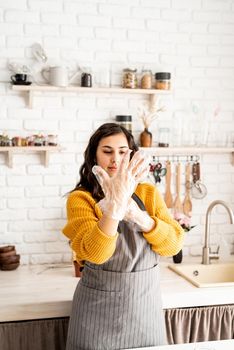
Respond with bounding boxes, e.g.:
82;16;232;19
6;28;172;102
41;66;79;87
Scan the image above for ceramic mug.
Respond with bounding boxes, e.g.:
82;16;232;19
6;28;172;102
11;74;28;84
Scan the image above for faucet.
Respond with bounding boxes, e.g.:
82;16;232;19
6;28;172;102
202;200;234;265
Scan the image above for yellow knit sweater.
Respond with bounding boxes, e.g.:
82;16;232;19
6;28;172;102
63;182;185;266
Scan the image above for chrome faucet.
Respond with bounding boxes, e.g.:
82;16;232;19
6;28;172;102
202;200;234;265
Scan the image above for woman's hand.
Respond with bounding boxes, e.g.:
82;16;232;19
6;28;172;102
124;198;155;232
93;150;149;220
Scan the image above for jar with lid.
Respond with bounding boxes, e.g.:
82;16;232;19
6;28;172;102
81;72;92;87
155;72;171;90
115;115;132;133
34;135;44;146
158;127;170;147
12;136;22;147
47;134;58;146
122;68;138;89
140;69;152;89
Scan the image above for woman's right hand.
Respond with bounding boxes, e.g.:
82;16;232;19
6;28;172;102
93;150;149;220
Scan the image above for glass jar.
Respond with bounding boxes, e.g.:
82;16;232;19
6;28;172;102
140;69;152;89
155;72;171;90
122;68;137;89
158;127;170;147
12;136;22;147
34;135;43;146
47;134;58;146
26;135;35;146
115;115;132;133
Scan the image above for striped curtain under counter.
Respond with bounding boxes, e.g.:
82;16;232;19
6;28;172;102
165;304;234;344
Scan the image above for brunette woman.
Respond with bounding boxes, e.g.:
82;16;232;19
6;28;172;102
63;123;184;350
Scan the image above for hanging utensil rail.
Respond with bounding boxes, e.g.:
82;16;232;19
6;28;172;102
149;154;200;163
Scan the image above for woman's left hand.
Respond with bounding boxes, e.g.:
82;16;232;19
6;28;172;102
124;198;155;232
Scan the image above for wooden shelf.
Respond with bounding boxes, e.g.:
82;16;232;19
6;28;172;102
11;84;171;108
0;146;64;168
140;147;234;165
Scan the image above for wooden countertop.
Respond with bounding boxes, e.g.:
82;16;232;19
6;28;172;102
1;261;234;322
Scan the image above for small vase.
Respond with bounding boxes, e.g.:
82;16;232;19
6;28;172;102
173;249;183;264
140;128;152;147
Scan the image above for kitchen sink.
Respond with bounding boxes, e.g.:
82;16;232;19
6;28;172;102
168;262;234;288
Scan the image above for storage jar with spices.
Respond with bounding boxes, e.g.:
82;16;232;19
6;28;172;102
140;69;152;89
116;115;132;133
122;68;138;89
155;72;171;90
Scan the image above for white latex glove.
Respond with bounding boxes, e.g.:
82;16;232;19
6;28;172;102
124;198;155;232
93;150;150;221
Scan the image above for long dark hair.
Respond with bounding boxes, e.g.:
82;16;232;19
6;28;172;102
71;123;138;201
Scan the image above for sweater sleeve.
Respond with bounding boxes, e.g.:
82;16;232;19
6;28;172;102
135;183;185;257
62;190;118;265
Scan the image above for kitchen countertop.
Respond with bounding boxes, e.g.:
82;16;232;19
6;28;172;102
1;260;234;322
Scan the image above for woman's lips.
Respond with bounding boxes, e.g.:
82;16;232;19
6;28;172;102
108;166;117;171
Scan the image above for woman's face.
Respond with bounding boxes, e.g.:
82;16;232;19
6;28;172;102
96;133;129;177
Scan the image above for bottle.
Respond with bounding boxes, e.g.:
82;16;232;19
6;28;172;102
155;72;171;90
116;115;132;133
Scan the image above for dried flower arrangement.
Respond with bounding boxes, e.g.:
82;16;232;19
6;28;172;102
137;100;166;129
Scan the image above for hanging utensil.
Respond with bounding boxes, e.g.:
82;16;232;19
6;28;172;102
173;162;183;214
153;162;167;184
191;162;207;199
164;161;173;208
183;162;192;216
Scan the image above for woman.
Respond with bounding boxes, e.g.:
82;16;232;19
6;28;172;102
63;123;184;350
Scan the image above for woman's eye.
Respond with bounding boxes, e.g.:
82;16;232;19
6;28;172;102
103;151;112;154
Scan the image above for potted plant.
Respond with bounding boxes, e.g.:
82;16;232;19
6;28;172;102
173;212;196;263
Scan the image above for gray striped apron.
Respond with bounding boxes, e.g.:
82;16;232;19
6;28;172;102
66;194;166;350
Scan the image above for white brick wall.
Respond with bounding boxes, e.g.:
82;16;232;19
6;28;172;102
0;0;234;265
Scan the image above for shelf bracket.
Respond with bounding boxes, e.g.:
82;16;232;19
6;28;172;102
7;150;13;168
44;150;49;167
28;91;34;109
149;94;158;109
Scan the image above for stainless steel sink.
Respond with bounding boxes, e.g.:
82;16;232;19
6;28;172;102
168;263;234;288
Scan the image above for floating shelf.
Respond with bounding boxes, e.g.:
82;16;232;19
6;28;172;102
0;146;64;168
11;84;171;108
140;147;234;165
